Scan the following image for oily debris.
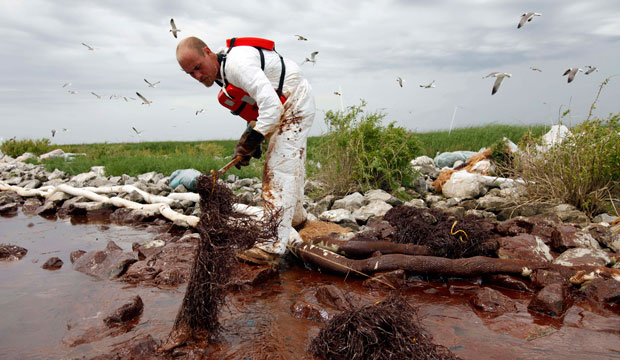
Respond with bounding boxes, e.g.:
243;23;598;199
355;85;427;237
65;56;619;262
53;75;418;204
308;294;460;360
383;206;499;258
169;173;278;343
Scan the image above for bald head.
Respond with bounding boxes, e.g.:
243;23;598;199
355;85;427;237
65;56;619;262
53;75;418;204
176;36;208;62
176;36;220;88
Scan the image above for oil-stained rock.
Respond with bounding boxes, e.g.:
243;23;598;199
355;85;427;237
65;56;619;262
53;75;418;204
290;301;331;322
528;283;570;317
103;295;144;327
70;250;87;264
315;285;363;311
470;287;517;314
41;256;63;270
72;241;136;279
0;244;27;261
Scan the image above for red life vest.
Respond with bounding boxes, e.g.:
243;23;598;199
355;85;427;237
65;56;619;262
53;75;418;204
217;37;286;122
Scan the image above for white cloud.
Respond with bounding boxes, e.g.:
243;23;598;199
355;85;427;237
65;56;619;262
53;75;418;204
0;0;619;144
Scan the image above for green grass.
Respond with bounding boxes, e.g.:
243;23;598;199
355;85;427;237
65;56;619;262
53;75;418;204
10;124;548;177
38;153;262;178
414;124;549;156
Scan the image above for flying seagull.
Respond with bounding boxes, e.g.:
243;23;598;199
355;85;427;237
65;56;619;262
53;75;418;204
90;92;101;99
51;129;56;138
144;79;160;88
419;80;435;88
132;127;144;136
518;12;541;29
584;65;598;75
484;72;512;95
563;68;583;83
136;92;152;105
530;66;542;72
195;108;204;115
302;51;319;66
169;18;181;39
396;77;404;87
294;34;308;41
81;42;97;50
62;82;71;88
68;90;78;94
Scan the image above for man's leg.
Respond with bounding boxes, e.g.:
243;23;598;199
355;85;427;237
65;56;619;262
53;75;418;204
258;81;315;256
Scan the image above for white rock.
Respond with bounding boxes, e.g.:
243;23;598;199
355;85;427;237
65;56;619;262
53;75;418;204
411;155;435;167
442;171;486;199
553;248;611;267
364;189;392;203
319;208;356;223
90;166;106;177
332;192;364;211
15;152;37;162
405;199;426;208
352;200;393;222
38;149;65;161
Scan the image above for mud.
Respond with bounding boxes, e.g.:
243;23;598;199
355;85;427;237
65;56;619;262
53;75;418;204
1;211;620;359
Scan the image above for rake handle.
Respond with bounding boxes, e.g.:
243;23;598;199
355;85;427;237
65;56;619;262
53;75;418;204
214;156;243;178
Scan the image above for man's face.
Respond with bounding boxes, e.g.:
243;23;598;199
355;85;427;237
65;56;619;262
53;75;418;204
178;47;219;87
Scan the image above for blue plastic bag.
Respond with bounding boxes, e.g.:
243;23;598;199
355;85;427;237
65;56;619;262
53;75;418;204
433;151;477;169
169;168;202;191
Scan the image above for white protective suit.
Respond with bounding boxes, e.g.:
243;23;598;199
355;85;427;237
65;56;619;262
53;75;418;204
221;45;315;255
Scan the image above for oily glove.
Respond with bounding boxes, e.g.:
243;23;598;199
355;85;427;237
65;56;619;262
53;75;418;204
233;126;265;169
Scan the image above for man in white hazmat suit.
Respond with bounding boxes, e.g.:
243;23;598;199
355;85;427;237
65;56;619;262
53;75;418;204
176;36;315;265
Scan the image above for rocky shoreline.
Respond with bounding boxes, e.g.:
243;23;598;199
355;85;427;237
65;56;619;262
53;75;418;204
1;151;620;310
2;149;620;358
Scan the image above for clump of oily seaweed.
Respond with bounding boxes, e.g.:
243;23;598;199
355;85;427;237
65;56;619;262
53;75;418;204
164;173;278;350
383;206;498;258
308;294;460;360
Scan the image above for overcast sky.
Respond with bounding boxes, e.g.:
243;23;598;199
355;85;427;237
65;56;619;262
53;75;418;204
1;0;619;145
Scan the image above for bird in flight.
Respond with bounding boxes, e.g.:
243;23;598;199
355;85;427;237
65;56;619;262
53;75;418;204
302;51;319;66
334;91;341;96
396;77;404;87
91;92;101;99
195;108;205;115
144;79;160;88
51;129;56;138
136;92;152;105
132;127;144;136
294;34;308;41
81;42;97;50
68;90;78;94
530;66;542;72
484;72;512;95
518;12;541;29
584;65;598;75
419;80;435;88
169;18;181;39
62;82;71;88
563;68;583;83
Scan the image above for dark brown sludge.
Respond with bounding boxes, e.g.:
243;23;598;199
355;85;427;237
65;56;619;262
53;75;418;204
308;294;460;360
166;174;278;348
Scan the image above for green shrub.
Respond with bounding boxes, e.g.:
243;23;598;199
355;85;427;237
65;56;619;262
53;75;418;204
311;100;422;196
0;138;53;157
511;113;620;217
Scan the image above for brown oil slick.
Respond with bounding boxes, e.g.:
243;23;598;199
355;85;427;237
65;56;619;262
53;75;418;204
1;212;619;360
